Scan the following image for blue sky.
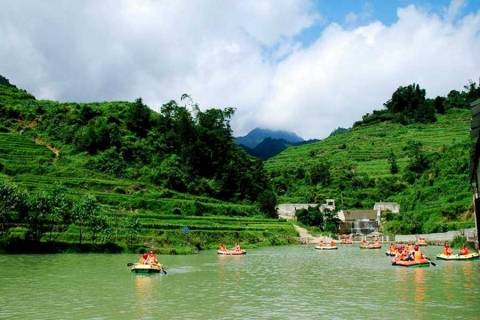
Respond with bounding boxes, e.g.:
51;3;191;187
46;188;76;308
298;0;480;45
1;0;480;139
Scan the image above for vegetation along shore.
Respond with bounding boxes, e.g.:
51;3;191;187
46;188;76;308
0;74;479;253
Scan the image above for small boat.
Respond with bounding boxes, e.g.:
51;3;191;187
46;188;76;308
360;244;382;249
416;238;428;246
217;250;246;255
315;246;338;250
392;259;430;268
436;252;480;260
130;263;164;274
385;251;396;256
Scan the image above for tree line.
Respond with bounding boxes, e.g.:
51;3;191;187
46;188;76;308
0;180;110;247
356;80;480;126
0;78;277;216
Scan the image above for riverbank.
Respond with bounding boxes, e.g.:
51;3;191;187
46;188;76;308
0;219;300;254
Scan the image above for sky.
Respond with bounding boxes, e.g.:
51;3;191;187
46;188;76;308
1;0;479;139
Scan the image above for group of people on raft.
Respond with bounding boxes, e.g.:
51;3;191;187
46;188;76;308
138;250;160;265
441;242;470;256
361;239;381;247
389;243;427;263
318;239;337;247
218;243;244;254
388;241;471;263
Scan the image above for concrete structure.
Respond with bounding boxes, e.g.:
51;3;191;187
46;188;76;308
320;199;336;212
338;209;378;234
374;202;399;222
276;203;317;220
395;228;477;243
470;98;480;249
276;199;336;220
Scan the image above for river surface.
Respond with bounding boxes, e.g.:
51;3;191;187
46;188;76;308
0;245;479;320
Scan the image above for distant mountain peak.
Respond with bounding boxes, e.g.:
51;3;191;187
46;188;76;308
235;128;303;149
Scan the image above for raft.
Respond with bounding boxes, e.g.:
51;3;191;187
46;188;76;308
217;250;246;255
131;263;163;274
315;246;338;250
392;259;430;268
360;245;382;249
416;239;428;246
436;252;480;260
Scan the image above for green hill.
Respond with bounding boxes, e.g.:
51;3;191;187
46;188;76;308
266;100;475;235
0;76;295;253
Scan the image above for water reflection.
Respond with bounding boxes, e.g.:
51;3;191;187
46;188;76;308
413;269;426;319
134;275;157;319
462;263;473;290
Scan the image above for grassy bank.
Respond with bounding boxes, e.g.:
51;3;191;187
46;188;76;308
266;109;475;234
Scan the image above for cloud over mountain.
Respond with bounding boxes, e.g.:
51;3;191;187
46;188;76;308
0;0;479;139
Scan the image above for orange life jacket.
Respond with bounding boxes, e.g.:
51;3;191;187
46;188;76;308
414;250;423;262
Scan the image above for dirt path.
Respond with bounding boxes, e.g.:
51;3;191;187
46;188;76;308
35;137;60;160
293;224;334;244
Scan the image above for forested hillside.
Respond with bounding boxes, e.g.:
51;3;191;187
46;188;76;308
266;82;480;234
0;75;292;253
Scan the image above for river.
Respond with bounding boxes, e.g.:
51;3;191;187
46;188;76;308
0;245;479;319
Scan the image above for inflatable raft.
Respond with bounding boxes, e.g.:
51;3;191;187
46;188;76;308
360;245;382;249
392;259;430;268
217;250;246;255
416;238;427;246
130;263;164;274
315;246;338;250
436;252;479;260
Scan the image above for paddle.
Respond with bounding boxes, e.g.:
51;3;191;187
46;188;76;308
425;257;436;266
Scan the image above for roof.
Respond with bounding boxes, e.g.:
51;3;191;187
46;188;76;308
343;210;377;221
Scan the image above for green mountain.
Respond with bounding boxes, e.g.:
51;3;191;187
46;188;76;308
235;128;304;149
266;83;480;235
0;76;295;253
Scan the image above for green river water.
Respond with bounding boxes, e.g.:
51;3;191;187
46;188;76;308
0;245;479;320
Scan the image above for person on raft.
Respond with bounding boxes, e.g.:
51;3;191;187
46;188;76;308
233;243;242;252
459;244;470;256
389;243;397;254
139;252;149;264
330;240;336;247
219;243;227;252
413;245;425;262
146;251;159;265
443;242;453;256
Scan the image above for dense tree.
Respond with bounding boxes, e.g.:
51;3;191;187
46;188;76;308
0;182;27;232
257;189;278;218
73;195;97;245
384;83;436;124
309;161;331;186
388;150;399;174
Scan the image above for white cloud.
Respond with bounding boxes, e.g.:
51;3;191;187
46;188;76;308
444;0;466;21
256;4;480;138
0;1;479;139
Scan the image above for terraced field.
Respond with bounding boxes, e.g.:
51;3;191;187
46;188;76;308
266;109;469;179
265;108;474;233
0;132;297;252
